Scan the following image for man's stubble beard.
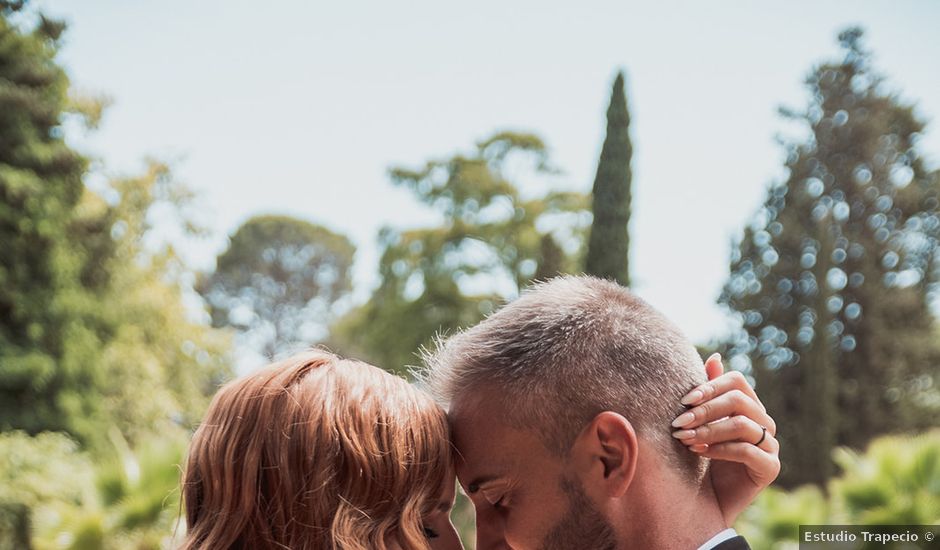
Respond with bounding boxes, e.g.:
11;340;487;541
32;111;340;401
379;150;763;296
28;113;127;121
540;477;618;550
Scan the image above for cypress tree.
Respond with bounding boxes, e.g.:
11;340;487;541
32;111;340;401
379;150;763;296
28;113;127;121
585;71;633;286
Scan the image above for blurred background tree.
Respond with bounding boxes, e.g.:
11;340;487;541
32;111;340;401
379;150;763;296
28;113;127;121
75;162;232;446
0;429;192;549
585;71;633;286
0;431;89;549
0;3;230;450
720;28;940;487
0;4;231;546
329;131;589;373
0;0;92;439
198;215;355;360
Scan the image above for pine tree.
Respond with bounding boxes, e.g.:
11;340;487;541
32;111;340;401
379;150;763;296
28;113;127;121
585;71;633;286
721;28;940;486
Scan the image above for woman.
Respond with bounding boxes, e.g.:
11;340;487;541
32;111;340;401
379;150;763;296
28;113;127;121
181;350;777;549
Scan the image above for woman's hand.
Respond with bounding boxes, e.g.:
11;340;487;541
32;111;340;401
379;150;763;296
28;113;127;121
671;354;780;525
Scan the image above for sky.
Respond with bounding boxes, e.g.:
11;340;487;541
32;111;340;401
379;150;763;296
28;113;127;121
38;0;940;347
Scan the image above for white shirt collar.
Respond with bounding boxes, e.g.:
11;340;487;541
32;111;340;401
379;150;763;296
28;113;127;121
696;528;738;550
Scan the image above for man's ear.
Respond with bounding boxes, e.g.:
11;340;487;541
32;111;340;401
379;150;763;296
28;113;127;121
571;411;638;498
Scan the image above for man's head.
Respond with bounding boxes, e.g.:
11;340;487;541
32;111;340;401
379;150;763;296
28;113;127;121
424;276;713;549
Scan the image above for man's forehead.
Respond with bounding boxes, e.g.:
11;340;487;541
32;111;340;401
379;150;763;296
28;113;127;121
448;396;518;475
448;399;563;488
447;387;491;416
448;381;519;418
448;399;501;452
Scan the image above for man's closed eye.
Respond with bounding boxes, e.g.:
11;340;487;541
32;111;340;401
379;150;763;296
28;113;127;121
486;493;508;510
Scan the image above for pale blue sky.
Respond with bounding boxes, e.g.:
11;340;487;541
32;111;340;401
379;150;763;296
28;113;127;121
41;0;940;347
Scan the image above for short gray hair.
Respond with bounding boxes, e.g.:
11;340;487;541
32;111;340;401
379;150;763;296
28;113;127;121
423;275;707;482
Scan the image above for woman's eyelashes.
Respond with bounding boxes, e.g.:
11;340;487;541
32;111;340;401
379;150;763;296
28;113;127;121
423;526;439;539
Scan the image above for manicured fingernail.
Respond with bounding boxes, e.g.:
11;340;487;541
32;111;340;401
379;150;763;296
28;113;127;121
707;352;721;363
672;412;695;428
690;444;708;453
672;429;695;440
681;389;704;405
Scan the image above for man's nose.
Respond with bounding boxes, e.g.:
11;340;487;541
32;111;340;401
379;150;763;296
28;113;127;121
475;514;510;550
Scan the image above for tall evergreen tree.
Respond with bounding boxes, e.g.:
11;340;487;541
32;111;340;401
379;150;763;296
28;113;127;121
585;71;633;286
0;4;91;437
721;28;940;487
0;5;231;447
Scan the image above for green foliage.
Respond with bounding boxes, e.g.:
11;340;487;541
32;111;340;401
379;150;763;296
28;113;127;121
1;8;231;448
736;431;940;548
0;159;231;540
0;431;87;509
736;485;829;550
830;432;940;524
585;71;633;286
1;10;231;547
0;6;90;437
330;131;589;373
66;90;113;131
720;28;940;486
199;214;355;359
0;431;89;549
0;429;190;550
86;163;233;445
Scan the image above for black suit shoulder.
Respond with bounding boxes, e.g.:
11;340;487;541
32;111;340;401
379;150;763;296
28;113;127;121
712;536;751;550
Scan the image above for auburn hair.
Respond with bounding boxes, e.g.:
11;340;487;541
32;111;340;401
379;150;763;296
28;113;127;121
181;350;452;550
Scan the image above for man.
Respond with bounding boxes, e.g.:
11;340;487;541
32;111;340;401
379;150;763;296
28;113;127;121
424;276;778;549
